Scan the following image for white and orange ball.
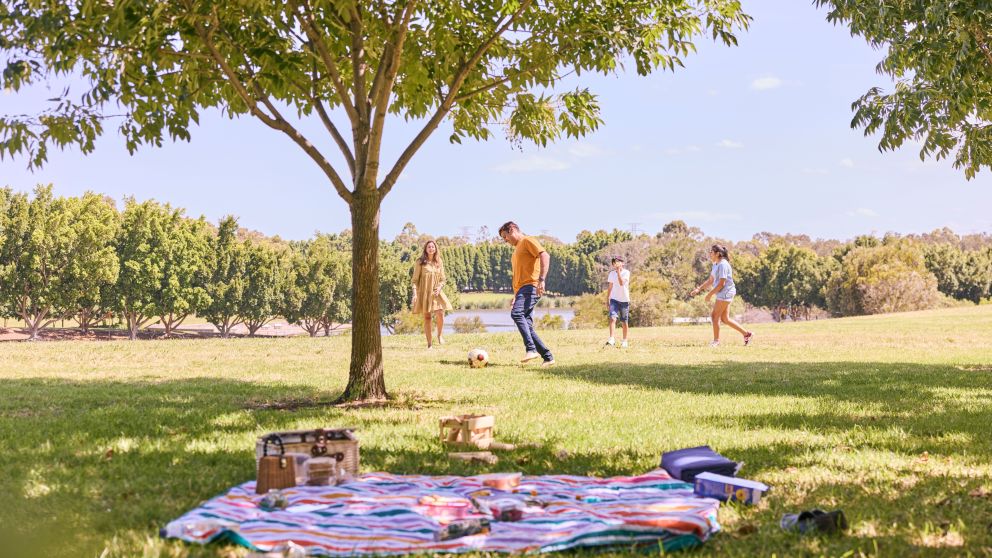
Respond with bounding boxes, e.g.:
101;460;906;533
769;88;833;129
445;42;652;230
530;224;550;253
467;348;489;368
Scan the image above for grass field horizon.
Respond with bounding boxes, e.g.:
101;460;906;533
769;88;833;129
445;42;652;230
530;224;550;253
3;305;991;557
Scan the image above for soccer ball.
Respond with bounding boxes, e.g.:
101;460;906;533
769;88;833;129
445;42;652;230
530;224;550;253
467;348;489;368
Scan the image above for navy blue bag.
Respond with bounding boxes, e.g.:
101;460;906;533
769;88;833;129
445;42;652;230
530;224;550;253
660;445;740;482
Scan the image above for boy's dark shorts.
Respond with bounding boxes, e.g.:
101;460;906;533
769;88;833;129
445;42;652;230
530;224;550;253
609;299;629;323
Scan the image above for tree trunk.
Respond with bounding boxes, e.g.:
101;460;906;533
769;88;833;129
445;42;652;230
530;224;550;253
78;309;92;334
303;320;320;337
341;188;387;402
127;311;139;340
26;314;43;341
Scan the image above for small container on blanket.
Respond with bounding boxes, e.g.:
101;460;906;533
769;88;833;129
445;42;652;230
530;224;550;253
435;517;491;541
472;496;527;521
418;494;474;523
304;456;337;486
477;472;522;491
693;472;769;505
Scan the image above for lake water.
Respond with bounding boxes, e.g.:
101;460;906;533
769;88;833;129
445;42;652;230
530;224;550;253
446;308;574;332
384;308;575;335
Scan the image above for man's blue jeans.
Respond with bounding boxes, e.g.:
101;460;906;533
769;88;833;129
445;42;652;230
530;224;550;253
510;285;553;361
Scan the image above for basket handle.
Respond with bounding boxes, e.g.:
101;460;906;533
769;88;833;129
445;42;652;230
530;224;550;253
262;434;286;457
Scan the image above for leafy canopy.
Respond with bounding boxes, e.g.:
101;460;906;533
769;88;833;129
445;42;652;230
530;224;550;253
818;1;992;179
1;0;751;199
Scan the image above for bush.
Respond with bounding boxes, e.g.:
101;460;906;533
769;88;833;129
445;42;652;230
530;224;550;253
826;242;942;316
388;311;424;334
536;312;565;330
627;273;675;327
453;315;487;333
569;292;609;329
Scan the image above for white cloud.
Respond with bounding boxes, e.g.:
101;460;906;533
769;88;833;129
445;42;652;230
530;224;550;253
491;156;570;173
651;211;743;223
847;207;879;218
750;76;783;91
802;167;829;175
717;139;743;149
839;158;855;168
567;143;604;159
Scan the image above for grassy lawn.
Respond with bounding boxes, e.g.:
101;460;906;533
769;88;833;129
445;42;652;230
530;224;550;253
3;306;992;557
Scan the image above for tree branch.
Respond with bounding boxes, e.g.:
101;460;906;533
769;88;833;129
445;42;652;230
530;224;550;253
349;4;369;123
314;95;357;175
195;13;354;204
379;0;534;197
453;62;548;102
366;0;417;177
289;0;359;125
368;0;416;108
974;25;992;67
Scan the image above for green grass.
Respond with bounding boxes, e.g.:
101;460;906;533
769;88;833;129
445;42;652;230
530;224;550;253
3;306;992;557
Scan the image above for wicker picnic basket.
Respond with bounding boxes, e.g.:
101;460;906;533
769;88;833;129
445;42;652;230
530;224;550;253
255;428;359;476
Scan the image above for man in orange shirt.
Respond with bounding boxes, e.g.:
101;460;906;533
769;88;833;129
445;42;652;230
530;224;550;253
498;221;555;366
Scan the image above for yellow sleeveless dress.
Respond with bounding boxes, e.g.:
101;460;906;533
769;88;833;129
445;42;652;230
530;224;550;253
412;261;453;314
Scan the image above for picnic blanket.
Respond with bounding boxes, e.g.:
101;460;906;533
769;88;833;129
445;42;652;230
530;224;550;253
162;469;720;555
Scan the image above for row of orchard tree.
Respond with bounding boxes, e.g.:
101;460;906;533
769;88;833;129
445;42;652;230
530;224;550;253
0;187;611;340
3;187;990;339
0;186;355;340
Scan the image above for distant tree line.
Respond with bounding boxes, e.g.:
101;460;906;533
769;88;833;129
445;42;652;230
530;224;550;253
0;186;359;339
2;187;990;339
571;220;992;327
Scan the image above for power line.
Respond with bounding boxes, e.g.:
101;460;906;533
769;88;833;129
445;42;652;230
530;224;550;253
627;222;642;236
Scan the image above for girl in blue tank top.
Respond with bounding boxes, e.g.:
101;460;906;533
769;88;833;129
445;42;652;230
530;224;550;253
690;244;754;347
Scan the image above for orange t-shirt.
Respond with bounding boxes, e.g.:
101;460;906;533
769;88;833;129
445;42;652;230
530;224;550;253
512;236;545;293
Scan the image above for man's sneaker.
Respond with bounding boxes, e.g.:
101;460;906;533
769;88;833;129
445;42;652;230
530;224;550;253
541;359;556;368
743;332;753;346
606;337;616;346
709;340;720;348
620;340;628;349
520;351;541;363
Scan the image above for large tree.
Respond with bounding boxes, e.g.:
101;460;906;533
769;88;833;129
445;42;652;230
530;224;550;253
0;0;750;400
202;216;248;338
0;186;118;339
817;1;992;179
114;199;173;340
282;236;351;337
156;215;213;337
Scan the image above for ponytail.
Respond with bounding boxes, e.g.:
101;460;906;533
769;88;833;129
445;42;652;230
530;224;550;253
711;244;730;261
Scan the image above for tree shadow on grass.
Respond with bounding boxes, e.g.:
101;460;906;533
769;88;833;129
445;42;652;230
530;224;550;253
540;361;992;445
6;364;992;557
2;377;644;557
535;361;992;555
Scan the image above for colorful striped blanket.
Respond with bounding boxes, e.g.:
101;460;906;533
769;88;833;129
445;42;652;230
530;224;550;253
162;469;720;555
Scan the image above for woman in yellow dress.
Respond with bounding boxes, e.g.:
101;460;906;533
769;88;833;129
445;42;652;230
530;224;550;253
412;240;453;348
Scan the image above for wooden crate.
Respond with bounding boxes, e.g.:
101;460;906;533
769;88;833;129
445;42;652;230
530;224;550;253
255;428;359;476
440;414;494;449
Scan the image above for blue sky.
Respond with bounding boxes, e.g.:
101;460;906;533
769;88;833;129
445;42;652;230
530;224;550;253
2;1;991;243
